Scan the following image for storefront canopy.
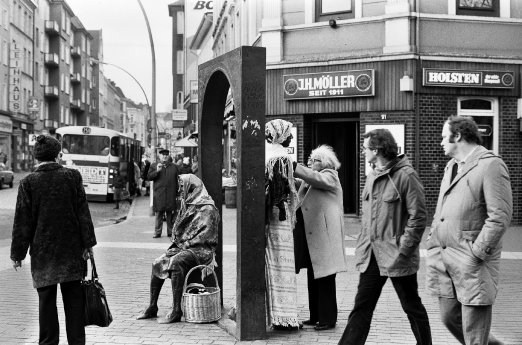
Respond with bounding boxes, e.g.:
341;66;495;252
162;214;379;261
174;136;198;147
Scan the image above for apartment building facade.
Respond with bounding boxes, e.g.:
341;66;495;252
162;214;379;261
0;0;11;165
0;0;149;171
88;29;102;127
9;0;35;171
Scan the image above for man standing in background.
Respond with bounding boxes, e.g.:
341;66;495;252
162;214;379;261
148;149;179;238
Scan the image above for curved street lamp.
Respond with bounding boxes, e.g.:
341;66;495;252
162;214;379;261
136;0;157;160
90;58;153;146
91;58;150;106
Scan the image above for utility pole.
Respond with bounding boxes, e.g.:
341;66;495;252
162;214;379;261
137;0;157;161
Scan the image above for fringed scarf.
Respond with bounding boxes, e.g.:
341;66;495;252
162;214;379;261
265;143;298;227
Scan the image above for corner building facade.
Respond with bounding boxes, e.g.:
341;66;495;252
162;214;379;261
258;0;522;224
209;0;522;224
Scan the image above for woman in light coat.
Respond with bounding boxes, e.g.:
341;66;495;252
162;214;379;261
293;144;347;331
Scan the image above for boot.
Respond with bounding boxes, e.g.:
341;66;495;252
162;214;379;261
157;272;183;323
137;275;164;320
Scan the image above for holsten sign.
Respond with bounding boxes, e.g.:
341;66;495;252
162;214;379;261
283;69;375;100
423;68;515;89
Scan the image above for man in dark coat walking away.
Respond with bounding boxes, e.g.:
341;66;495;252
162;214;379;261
148;149;179;238
11;135;97;345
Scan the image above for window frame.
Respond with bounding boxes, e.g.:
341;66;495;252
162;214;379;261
315;0;355;22
456;0;499;17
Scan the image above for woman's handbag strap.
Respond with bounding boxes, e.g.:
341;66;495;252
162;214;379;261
89;256;98;280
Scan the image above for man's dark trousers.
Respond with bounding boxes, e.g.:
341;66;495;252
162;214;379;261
338;253;432;345
37;280;85;345
155;210;174;237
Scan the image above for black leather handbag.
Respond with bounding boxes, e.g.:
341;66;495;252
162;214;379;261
82;257;113;327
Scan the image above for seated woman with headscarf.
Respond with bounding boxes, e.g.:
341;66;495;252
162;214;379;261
265;119;300;330
136;174;219;323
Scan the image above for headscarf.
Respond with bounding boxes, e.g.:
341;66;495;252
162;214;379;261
178;174;215;208
265;119;293;145
172;174;218;248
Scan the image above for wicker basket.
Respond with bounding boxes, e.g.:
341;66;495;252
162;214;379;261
182;265;221;323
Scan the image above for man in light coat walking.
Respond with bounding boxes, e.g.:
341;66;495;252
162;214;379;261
339;128;431;345
426;116;512;345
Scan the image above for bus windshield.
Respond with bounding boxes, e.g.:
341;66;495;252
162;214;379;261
62;134;111;156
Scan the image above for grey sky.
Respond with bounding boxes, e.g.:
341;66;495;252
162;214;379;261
66;0;174;112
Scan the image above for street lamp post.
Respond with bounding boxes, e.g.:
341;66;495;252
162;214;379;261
136;0;157;161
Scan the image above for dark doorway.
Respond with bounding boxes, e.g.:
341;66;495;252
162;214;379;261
312;117;359;214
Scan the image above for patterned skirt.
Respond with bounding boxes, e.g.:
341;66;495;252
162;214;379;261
265;205;299;327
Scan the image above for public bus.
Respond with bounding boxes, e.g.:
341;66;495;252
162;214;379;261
55;126;143;201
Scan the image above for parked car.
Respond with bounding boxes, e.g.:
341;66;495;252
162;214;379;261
0;163;14;189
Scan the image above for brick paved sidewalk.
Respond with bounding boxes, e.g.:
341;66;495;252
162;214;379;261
1;196;520;344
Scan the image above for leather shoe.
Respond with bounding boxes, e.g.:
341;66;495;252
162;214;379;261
136;306;158;320
157;311;182;324
314;323;335;331
152;234;161;238
272;324;300;331
302;319;317;326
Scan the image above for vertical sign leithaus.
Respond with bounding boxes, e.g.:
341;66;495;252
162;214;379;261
9;42;21;113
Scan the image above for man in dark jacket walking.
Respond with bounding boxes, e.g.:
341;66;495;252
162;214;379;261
148;149;179;238
338;129;431;345
11;135;97;345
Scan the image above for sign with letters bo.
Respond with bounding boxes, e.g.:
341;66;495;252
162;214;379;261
283;69;375;100
423;68;515;89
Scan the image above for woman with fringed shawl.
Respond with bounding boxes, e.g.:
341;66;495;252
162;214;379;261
137;174;219;324
265;119;301;330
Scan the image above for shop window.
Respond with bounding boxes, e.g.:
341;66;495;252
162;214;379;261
456;0;499;17
315;0;354;22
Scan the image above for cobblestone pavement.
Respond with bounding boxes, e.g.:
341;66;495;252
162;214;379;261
1;195;521;344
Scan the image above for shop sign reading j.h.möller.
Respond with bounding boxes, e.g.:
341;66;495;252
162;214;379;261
423;68;515;89
283;69;375;100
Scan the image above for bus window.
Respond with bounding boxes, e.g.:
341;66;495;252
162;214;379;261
100;137;110;155
111;137;120;157
62;134;111;156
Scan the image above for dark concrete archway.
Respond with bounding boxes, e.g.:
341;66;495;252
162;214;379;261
198;47;266;340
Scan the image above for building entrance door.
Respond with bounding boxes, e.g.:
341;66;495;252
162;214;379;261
312;117;359;214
